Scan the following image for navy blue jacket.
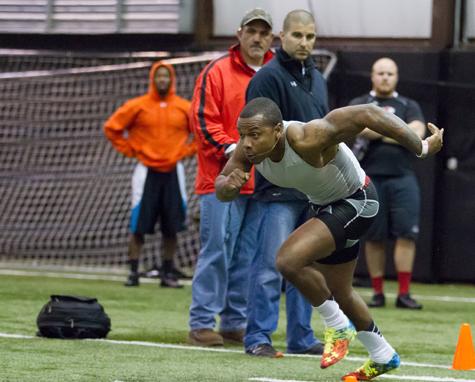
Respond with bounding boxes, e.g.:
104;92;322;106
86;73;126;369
246;48;329;201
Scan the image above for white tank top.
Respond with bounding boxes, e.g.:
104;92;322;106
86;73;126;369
255;121;366;205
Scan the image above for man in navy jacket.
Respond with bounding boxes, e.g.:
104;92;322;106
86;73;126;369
243;9;328;357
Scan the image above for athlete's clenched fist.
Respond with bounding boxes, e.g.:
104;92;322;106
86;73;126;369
225;168;250;191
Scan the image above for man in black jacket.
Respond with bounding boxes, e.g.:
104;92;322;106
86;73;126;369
243;9;328;358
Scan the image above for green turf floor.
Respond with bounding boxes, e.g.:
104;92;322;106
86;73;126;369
0;272;474;381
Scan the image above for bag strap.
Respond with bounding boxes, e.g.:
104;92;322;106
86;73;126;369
50;295;98;303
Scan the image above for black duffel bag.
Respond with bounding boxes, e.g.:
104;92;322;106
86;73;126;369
37;295;111;339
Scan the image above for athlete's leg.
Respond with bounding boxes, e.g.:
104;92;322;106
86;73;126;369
277;182;379;368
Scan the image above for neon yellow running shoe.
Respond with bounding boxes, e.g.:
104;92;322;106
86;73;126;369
320;322;356;369
341;352;401;380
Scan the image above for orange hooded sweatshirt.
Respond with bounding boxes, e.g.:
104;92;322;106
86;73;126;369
104;61;196;172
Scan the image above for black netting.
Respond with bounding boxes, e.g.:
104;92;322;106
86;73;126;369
0;51;171;72
0;57;211;270
0;50;335;271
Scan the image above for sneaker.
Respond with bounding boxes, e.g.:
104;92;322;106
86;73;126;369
368;293;386;308
124;273;139;287
160;273;183;288
292;342;324;355
320;322;357;369
188;329;224;346
219;329;244;344
396;294;423;309
246;343;284;358
341;352;400;380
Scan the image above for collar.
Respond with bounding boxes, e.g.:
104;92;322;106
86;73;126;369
229;44;274;75
370;90;399;98
276;48;315;72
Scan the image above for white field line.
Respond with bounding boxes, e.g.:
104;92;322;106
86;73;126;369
250;379;313;382
0;269;193;286
0;268;474;304
357;290;475;304
377;376;475;382
0;332;450;370
250;375;475;382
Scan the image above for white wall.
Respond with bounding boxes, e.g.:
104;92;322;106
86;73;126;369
466;0;475;38
214;0;433;38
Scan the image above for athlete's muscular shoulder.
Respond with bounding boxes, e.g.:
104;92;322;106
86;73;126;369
286;122;304;142
287;120;329;153
286;120;336;167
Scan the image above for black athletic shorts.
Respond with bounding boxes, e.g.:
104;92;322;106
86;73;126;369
365;174;420;241
311;177;379;265
129;163;186;237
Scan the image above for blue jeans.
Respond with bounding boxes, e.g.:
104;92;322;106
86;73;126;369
244;200;320;352
189;193;258;331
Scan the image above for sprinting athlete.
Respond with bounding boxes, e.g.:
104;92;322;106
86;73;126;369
215;97;443;380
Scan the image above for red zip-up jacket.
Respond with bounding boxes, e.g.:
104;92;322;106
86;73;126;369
190;44;274;194
104;61;196;172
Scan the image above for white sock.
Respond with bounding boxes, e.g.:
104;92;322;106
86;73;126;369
314;299;350;330
357;323;396;363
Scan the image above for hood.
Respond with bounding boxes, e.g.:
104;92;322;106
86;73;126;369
148;61;176;100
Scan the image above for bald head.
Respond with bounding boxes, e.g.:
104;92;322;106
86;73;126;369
280;10;316;62
372;57;398;74
371;57;399;98
283;9;315;32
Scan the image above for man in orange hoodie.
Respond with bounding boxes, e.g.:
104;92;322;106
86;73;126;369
104;61;196;288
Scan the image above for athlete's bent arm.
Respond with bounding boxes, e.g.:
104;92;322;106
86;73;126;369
318;104;443;157
215;143;252;202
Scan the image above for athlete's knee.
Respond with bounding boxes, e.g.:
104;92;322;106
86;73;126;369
276;250;296;280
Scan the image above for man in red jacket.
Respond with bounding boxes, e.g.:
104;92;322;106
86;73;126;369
104;61;196;288
188;8;274;346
